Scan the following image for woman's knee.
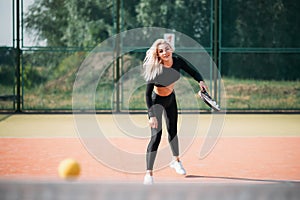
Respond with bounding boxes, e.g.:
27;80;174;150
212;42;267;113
147;131;162;152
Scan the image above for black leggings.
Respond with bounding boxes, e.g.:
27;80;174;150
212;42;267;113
146;91;179;170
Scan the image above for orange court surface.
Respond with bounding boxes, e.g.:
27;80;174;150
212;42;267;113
0;114;300;184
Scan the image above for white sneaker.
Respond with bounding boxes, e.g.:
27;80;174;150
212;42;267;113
143;174;154;185
170;160;186;175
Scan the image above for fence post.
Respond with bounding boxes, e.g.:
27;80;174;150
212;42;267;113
15;0;21;112
213;0;220;101
113;0;121;112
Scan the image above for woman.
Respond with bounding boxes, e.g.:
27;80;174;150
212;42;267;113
143;39;207;184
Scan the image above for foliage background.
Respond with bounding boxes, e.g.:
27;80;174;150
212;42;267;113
0;0;299;111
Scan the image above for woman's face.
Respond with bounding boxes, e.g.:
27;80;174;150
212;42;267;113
157;43;173;63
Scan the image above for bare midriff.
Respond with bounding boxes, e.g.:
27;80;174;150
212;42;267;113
154;83;175;96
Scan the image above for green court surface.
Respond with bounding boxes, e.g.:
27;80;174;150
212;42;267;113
0;114;299;138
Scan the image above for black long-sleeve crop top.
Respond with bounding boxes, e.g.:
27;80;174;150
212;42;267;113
145;56;203;117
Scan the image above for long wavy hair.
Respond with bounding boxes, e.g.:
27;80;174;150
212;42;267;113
143;39;174;81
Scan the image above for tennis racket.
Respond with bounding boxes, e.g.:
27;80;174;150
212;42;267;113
198;89;220;111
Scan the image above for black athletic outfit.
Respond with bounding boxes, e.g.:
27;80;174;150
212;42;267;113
145;56;203;170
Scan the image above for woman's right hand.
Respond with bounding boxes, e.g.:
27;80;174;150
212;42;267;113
149;117;158;129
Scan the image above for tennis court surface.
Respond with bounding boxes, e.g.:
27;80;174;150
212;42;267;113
0;114;300;199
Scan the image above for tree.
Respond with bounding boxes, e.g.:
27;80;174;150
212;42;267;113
25;0;114;47
222;0;291;48
221;0;300;80
25;0;68;47
135;0;211;47
63;0;113;47
25;0;211;47
0;47;16;86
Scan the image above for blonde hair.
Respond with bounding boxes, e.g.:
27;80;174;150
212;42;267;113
143;39;174;81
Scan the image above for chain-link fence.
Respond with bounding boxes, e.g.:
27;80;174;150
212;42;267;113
0;0;299;112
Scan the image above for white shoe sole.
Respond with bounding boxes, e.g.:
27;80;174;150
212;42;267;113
170;163;186;175
143;175;154;185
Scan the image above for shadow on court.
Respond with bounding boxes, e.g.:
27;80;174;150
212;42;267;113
185;175;300;184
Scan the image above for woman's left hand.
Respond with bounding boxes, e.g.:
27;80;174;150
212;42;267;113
199;81;208;92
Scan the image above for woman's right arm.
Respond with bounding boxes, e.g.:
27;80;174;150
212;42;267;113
145;83;155;118
146;83;158;129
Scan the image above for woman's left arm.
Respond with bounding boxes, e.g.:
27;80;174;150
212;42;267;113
199;81;208;92
178;57;208;91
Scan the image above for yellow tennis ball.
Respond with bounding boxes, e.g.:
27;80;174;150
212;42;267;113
58;158;81;179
